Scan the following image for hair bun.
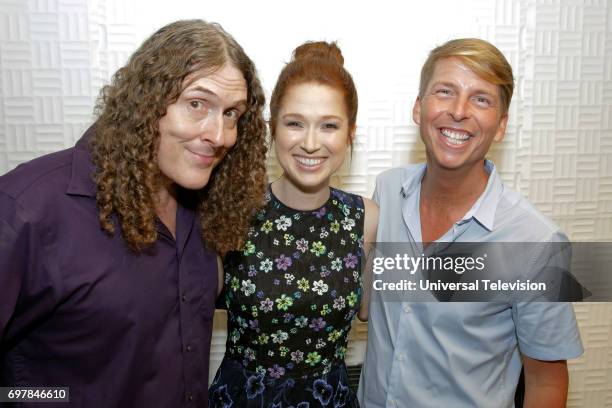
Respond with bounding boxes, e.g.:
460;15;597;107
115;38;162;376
292;41;344;66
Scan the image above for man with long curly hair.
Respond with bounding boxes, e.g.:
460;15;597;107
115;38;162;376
0;20;267;407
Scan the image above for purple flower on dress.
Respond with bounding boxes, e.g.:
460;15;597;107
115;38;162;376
273;279;280;285
275;254;292;271
256;290;264;299
267;364;286;379
312;378;333;405
259;298;273;313
283;313;294;323
334;383;349;407
343;253;358;268
313;206;327;218
211;384;233;408
245;374;265;399
309;317;326;331
290;350;304;363
248;320;258;330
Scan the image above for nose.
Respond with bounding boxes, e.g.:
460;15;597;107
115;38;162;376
201;112;226;148
301;126;321;153
449;95;470;122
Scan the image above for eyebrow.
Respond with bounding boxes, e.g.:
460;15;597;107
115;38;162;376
432;81;497;97
282;113;344;121
184;86;247;109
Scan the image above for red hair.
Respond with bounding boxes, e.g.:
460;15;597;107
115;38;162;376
269;41;358;141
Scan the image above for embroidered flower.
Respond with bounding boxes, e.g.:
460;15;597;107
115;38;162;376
245;374;265;399
259;298;273;313
275;215;292;231
276;294;294;311
271;330;288;344
261;220;273;233
310;241;326;256
312;378;333;405
291;350;304;363
297;278;310;291
211;384;233;408
240;279;256;296
343;253;358;269
242;240;256;256
331;257;342;271
275;254;292;271
267;364;285;379
341;217;355;231
284;273;295;285
309;317;326;331
259;258;273;273
333;296;346;310
305;351;322;366
296;238;309;253
312;280;329;295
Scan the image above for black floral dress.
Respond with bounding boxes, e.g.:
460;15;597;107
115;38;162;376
209;186;364;408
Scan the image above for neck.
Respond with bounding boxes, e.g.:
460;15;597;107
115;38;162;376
421;159;489;208
272;175;330;211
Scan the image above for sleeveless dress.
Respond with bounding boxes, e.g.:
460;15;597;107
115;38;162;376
209;186;364;408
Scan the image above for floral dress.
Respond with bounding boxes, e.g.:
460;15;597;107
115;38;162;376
209;186;364;408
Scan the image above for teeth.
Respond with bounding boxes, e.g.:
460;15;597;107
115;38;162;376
295;156;324;166
441;129;470;145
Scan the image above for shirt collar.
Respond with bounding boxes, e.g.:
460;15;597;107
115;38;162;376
399;160;503;232
66;125;97;197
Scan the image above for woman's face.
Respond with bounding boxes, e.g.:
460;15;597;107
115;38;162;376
274;82;353;193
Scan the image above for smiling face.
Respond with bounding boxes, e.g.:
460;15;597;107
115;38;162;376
274;82;354;194
157;63;247;191
413;57;508;173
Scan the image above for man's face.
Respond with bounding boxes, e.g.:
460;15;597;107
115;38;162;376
157;63;247;190
413;57;508;172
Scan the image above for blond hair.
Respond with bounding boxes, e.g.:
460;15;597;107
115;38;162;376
419;38;514;114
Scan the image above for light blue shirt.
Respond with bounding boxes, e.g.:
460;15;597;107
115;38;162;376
359;161;583;408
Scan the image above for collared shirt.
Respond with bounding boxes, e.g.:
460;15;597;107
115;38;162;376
359;160;583;408
0;127;217;407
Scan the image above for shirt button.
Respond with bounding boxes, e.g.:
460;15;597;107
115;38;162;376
181;294;187;302
403;305;411;313
397;352;406;361
186;345;192;352
389;398;397;407
187;394;193;402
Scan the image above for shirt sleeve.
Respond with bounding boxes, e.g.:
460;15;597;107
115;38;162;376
0;192;28;342
511;231;584;361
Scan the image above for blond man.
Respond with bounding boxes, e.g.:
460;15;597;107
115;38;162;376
359;39;582;408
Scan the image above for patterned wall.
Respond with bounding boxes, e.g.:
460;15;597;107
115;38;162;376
0;0;610;405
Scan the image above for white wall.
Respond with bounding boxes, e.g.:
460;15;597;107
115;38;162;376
0;0;611;405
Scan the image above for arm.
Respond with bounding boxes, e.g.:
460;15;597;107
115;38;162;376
0;193;27;342
522;356;568;408
358;197;379;322
216;255;224;297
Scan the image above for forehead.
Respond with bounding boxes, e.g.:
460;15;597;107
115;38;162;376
182;63;247;100
281;82;346;116
428;57;499;94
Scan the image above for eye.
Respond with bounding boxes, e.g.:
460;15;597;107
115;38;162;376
322;123;339;130
285;121;303;128
435;88;452;96
224;109;240;120
474;96;492;106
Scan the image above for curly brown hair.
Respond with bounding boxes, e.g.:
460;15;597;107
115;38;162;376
91;19;267;255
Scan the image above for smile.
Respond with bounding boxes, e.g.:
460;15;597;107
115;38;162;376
440;128;471;145
294;156;326;167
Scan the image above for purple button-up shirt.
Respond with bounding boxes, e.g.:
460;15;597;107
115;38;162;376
0;127;217;407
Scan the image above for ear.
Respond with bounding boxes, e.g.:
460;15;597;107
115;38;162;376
412;96;422;125
348;125;356;146
494;113;508;142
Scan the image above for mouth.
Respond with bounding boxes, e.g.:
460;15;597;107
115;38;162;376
439;127;472;146
293;155;327;169
187;148;216;166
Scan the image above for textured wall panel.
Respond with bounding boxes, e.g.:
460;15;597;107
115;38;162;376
0;0;610;405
